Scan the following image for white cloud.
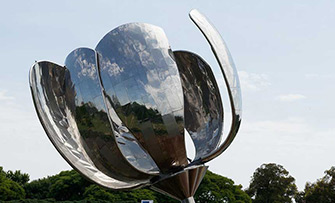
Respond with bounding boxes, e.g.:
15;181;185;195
217;116;335;190
238;71;270;91
107;62;124;77
242;117;310;135
74;52;98;80
99;57;124;77
276;94;306;102
0;90;14;101
305;73;335;79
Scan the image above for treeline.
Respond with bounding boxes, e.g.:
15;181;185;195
246;163;335;203
1;164;334;202
0;167;250;202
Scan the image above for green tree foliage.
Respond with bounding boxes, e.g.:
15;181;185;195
246;163;297;203
25;170;91;201
296;166;335;203
83;185;161;202
24;176;52;200
5;169;30;186
195;171;251;203
0;167;25;201
48;170;91;201
24;170;178;202
1;166;251;202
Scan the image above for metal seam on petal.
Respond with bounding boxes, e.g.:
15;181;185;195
29;61;150;189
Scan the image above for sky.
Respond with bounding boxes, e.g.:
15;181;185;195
1;0;335;191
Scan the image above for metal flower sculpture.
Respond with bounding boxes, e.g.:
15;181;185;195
29;9;241;203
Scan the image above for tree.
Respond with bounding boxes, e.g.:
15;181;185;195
6;169;30;186
246;163;297;203
4;167;250;202
84;185;161;202
48;170;91;201
24;176;52;200
0;167;25;200
297;166;335;203
195;171;251;203
25;170;91;201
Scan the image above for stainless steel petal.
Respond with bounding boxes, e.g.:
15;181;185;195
189;9;242;163
174;51;223;161
64;48;159;177
29;61;150;189
96;23;187;173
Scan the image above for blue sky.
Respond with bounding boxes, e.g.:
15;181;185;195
1;0;335;190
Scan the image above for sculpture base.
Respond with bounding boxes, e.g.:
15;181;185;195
151;165;207;202
181;197;195;203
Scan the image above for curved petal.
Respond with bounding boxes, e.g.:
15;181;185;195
189;9;242;163
174;50;223;160
29;60;151;189
64;48;159;175
95;23;188;173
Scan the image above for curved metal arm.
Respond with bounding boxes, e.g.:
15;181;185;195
189;9;242;163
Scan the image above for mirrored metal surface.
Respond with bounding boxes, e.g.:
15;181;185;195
189;9;242;163
29;8;243;202
174;51;223;161
29;61;150;189
151;165;207;202
64;48;158;178
96;23;187;173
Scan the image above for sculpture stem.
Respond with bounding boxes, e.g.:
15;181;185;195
181;197;195;203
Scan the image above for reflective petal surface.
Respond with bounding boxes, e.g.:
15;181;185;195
64;48;158;178
29;8;243;202
96;23;187;173
189;9;242;163
174;51;223;160
29;61;149;189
